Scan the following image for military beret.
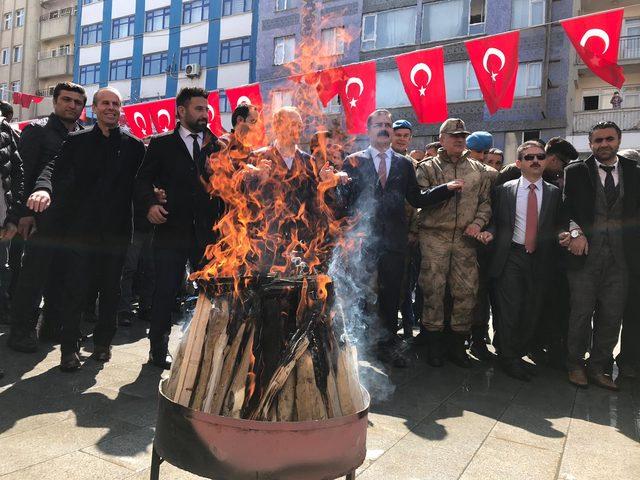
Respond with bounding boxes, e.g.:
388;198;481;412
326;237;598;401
392;119;412;130
466;131;493;151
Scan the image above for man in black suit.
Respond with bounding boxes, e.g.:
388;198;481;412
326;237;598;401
478;141;567;381
135;87;222;369
563;121;640;390
339;109;463;366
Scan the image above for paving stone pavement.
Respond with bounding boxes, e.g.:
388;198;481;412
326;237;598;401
0;320;638;480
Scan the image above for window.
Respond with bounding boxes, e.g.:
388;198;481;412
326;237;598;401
422;0;485;43
81;23;102;45
112;15;135;39
83;0;100;4
583;95;599;111
376;70;410;107
321;27;345;56
180;44;207;69
15;9;24;27
220;37;251;64
3;13;12;30
183;0;209;24
511;0;544;29
143;51;169;76
145;7;170;32
0;49;7;65
11;80;20;93
0;83;7;101
515;62;542;97
12;45;22;63
361;7;416;51
323;95;342;114
219;91;231;113
444;61;481;102
80;64;100;85
274;35;295;65
275;0;296;11
222;0;251;16
58;44;71;55
271;90;293;111
109;57;133;81
523;130;541;142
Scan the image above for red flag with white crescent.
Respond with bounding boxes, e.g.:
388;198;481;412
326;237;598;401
225;83;264;111
290;67;345;107
396;47;448;124
561;8;625;89
338;61;376;134
465;31;520;115
207;90;225;137
122;103;154;139
147;98;176;134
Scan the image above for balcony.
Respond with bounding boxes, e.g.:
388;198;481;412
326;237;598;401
37;52;74;79
573;107;640;133
576;35;640;64
40;14;75;41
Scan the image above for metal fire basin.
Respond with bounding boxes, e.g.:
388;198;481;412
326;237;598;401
151;379;370;480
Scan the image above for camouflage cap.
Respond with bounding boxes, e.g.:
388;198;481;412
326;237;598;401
439;118;470;135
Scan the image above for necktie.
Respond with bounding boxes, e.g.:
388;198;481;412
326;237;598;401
190;133;201;160
377;152;387;188
524;183;538;253
599;165;617;208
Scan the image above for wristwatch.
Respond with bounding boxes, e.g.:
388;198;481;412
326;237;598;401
570;230;582;239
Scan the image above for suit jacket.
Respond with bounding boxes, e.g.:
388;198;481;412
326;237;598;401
339;147;453;253
134;125;222;246
488;178;566;278
563;154;640;273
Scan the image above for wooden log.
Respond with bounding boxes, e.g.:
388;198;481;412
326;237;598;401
335;346;356;415
346;344;365;412
295;350;328;421
208;321;247;415
276;367;297;421
165;323;190;399
324;363;342;418
222;324;255;418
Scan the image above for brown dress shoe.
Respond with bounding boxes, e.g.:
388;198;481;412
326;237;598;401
91;345;112;362
568;368;588;388
60;352;81;372
588;372;619;391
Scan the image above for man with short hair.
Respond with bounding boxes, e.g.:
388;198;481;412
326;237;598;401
135;87;222;369
425;142;441;158
563;121;640;390
409;150;425;163
8;82;86;351
0;101;13;123
478;141;567;380
485;148;504;171
416;118;492;368
218;103;261;169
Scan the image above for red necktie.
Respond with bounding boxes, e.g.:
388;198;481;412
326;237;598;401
524;183;538;253
377;152;387;188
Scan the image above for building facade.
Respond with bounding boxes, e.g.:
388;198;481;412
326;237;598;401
75;0;258;129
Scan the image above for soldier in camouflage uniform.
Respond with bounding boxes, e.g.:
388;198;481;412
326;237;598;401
416;118;492;367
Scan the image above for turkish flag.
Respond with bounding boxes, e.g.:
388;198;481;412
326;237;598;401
396;47;448;124
207;90;225;137
339;61;376;134
225;83;264;111
122;103;154;139
466;31;520;115
147;98;176;134
16;120;31;131
291;67;345;107
561;8;625;89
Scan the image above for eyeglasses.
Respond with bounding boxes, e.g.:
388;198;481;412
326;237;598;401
522;153;547;161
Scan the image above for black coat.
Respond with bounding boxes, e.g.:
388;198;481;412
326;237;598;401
488;178;566;278
563;155;640;273
0;119;23;226
36;125;145;246
339;148;454;253
134;126;222;247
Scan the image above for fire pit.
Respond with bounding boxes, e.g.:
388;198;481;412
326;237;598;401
151;379;369;480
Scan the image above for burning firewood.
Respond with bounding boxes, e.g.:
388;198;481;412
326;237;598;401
295;350;328;421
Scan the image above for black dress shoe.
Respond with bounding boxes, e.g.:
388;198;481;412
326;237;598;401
470;341;496;362
447;334;472;369
8;331;38;353
503;362;530;382
519;359;538;376
117;311;133;327
148;351;173;370
60;352;81;372
91;345;112;362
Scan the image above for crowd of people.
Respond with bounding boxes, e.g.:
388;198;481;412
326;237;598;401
0;81;638;394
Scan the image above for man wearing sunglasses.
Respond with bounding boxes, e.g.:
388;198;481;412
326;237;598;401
477;141;567;381
563;121;640;389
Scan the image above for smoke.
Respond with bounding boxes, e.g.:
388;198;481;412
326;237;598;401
327;185;396;402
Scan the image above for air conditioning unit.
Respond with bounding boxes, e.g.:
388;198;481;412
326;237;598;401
185;63;201;78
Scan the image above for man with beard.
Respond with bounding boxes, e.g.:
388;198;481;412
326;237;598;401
8;82;86;351
135;87;223;369
339;110;463;366
564;121;640;390
218;103;261;169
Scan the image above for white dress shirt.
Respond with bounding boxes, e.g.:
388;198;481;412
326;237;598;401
369;146;392;178
595;158;619;187
274;143;297;170
179;125;203;159
512;177;544;245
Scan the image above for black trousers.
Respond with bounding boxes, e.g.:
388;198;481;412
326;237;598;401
376;250;406;338
148;228;203;353
492;245;545;364
400;243;422;332
617;272;640;367
8;235;24;299
60;244;126;354
117;229;155;314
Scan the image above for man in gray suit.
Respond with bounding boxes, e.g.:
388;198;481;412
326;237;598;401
478;141;567;381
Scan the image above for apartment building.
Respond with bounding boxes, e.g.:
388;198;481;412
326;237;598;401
75;0;258;129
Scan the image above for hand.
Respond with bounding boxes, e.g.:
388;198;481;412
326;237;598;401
147;205;168;224
256;158;272;182
319;164;335;183
17;216;36;239
464;223;482;238
446;179;464;191
0;223;17;241
476;231;493;244
568;235;589;256
153;187;167;204
27;190;51;213
558;232;571;247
